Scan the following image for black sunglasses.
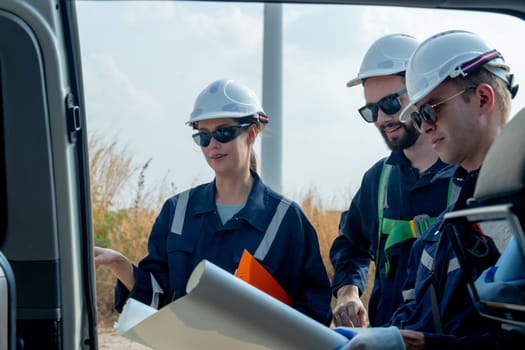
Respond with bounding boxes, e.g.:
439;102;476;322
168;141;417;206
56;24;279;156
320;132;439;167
192;123;252;147
410;86;476;131
358;88;407;123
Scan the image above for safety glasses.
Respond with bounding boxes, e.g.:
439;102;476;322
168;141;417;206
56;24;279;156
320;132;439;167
410;86;476;131
358;88;407;123
192;123;252;147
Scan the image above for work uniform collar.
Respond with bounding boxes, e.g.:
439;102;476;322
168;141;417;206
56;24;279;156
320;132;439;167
430;163;459;182
387;150;455;180
451;166;480;187
189;170;270;233
385;150;411;167
452;166;480;211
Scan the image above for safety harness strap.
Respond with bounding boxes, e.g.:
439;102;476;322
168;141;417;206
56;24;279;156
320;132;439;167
377;161;455;276
382;214;438;244
382;217;436;248
430;279;444;334
447;175;461;205
430;233;445;334
376;161;393;272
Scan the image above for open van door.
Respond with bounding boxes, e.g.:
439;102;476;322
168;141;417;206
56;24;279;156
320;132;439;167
0;0;97;349
1;0;524;349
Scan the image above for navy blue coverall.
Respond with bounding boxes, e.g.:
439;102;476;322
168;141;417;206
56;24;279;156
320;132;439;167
330;151;455;326
114;171;332;325
389;167;525;348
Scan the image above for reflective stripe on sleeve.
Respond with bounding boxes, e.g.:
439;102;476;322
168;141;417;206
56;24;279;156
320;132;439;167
149;273;164;309
447;257;461;273
402;288;416;302
420;249;434;271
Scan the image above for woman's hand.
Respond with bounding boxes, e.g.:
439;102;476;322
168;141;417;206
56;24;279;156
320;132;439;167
94;246;135;291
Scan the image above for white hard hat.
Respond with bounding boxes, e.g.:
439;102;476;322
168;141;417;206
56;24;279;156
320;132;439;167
187;79;268;125
346;33;420;87
400;30;513;123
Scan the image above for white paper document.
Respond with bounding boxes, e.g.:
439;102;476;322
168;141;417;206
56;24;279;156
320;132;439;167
114;259;346;349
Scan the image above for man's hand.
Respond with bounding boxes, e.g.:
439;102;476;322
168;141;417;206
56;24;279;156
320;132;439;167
334;326;406;350
333;285;368;327
400;330;425;350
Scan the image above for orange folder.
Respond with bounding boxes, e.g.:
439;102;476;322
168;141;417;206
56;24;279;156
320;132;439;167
235;249;293;306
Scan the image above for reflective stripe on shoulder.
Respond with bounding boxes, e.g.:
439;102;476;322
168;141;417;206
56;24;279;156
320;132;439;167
170;189;191;235
420;248;434;271
253;197;292;261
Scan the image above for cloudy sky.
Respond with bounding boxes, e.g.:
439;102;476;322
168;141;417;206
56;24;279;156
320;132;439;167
76;1;525;210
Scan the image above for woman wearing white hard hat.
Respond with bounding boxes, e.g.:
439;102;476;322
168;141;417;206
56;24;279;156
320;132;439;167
94;79;333;325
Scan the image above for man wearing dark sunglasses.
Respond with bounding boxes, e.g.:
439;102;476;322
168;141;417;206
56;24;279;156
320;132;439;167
333;30;521;350
386;29;520;349
330;34;456;328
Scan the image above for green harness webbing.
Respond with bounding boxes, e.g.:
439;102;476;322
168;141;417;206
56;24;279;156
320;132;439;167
376;162;457;276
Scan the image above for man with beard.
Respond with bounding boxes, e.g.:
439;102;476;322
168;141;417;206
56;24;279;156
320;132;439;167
330;34;457;328
333;29;523;350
